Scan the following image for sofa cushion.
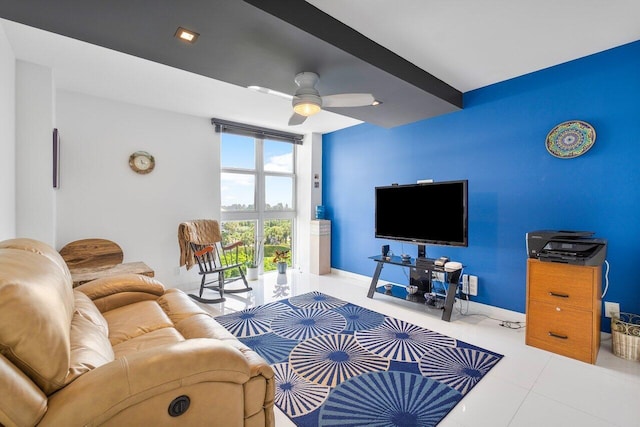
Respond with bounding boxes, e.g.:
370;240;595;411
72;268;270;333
157;288;208;324
77;274;165;313
111;327;185;359
103;300;174;346
0;247;74;395
0;238;72;282
73;290;109;336
63;291;114;385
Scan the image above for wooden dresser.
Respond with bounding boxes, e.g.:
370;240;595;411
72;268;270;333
525;259;602;364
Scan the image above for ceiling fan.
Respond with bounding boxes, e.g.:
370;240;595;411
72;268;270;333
251;72;376;126
288;72;376;125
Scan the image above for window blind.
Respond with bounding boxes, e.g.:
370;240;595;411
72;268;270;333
211;118;303;144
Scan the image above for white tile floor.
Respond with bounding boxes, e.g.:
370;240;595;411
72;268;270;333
187;270;640;427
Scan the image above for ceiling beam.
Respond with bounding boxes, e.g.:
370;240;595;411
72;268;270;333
244;0;463;108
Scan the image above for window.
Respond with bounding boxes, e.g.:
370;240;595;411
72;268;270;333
219;131;297;272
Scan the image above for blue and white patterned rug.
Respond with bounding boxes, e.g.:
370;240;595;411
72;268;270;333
214;291;503;426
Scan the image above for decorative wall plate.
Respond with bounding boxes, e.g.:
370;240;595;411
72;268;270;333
545;120;596;158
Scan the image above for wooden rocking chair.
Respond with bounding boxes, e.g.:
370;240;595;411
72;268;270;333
178;220;252;303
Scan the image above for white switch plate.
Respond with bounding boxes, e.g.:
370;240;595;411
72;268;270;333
604;301;620;318
468;275;478;296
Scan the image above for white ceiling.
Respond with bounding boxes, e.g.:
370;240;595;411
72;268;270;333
308;0;640;92
3;0;640;134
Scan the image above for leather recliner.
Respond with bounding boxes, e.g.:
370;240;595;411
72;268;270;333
0;238;275;426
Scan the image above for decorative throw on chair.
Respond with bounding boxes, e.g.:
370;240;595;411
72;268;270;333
177;219;222;270
215;291;503;426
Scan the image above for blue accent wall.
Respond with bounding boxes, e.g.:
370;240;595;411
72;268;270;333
323;40;640;331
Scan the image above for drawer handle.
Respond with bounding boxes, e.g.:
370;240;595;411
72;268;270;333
548;332;568;340
548;292;569;298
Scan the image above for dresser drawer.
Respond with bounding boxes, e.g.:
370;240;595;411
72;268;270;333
527;260;598;310
526;301;593;363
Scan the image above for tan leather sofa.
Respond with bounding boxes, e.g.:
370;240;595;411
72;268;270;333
0;238;275;427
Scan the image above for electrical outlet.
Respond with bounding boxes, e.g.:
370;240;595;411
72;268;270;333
604;301;620;318
468;275;478;296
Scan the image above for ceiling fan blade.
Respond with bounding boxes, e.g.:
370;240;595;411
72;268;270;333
248;85;294;101
288;112;307;126
321;93;375;108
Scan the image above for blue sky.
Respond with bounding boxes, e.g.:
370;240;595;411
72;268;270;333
221;134;293;208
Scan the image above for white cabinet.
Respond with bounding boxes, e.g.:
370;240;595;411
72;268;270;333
310;220;331;275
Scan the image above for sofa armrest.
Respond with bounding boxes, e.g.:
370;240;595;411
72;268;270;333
75;274;166;312
41;339;260;426
0;353;47;427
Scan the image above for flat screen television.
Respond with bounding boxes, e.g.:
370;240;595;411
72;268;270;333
375;180;468;251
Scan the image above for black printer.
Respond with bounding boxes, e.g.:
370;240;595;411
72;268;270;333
526;230;607;266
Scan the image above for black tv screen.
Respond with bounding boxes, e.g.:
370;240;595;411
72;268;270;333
375;180;468;247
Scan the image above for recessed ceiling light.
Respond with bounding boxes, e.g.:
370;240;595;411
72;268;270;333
174;27;199;44
372;100;382;106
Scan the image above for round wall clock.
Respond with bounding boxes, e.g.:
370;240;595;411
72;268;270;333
129;151;155;174
545;120;596;159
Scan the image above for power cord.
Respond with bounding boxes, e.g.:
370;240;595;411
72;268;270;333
455;260;612;329
601;259;610;298
498;320;526;329
423;273;525;329
454;306;526;329
457;291;470;315
454;259;610;329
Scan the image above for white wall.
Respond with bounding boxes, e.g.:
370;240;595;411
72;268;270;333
11;81;321;288
56;91;219;288
0;24;15;240
15;60;56;244
295;132;322;273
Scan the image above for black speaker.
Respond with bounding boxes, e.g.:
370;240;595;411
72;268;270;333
381;245;390;256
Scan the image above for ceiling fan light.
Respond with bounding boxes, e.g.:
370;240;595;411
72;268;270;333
293;101;321;116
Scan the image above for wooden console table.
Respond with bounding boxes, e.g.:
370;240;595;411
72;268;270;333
367;255;462;322
70;261;155;287
59;238;155;287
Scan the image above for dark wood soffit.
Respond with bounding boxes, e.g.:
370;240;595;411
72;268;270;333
243;0;463;108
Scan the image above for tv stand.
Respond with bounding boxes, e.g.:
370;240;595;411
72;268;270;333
367;255;463;322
